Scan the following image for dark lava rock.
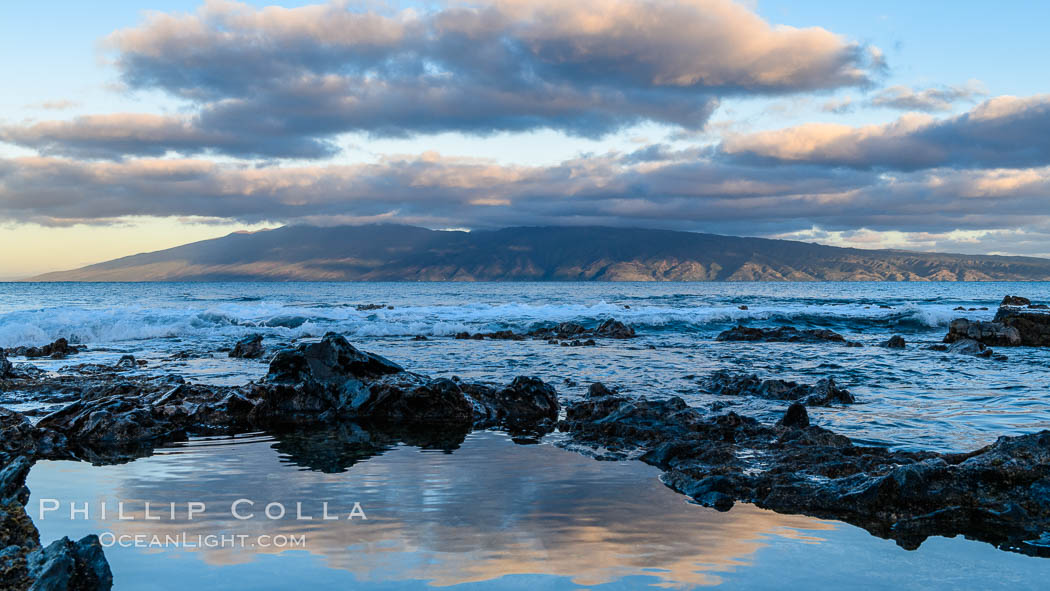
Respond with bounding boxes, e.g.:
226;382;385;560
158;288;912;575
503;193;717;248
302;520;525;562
881;335;906;349
361;377;473;425
229;334;265;359
265;333;403;385
0;349;11;378
454;330;524;341
559;339;596;347
1001;295;1031;307
945;318;1021;347
594;319;635;339
253;333;407;425
946;338;1002;359
946;297;1050;347
355;304;386;311
412;335;428;341
37;383;255;458
0;455;113;591
12;334;562;459
6;338;83;359
465;376;559;433
457;319;635;342
779;403;810;428
558;394;1050;556
716;325;849;344
530;319;636;340
114;355;137;369
992;307;1050;347
738;305;748;310
703;371;854;406
26;535;113;591
587;382;616;398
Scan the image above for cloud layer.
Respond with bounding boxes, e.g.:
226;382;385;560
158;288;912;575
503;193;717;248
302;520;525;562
3;148;1048;245
1;0;1048;260
2;0;880;159
723;95;1050;170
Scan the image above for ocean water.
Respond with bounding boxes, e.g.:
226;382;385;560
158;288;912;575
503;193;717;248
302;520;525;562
5;281;1050;589
3;281;1050;451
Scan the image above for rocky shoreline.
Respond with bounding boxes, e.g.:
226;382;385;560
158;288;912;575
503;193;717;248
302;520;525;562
2;302;1050;588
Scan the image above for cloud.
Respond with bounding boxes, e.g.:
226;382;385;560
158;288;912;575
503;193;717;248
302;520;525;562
1;0;881;159
820;96;854;114
722;94;1050;170
24;100;81;111
3;148;1049;244
0;114;337;160
868;81;986;112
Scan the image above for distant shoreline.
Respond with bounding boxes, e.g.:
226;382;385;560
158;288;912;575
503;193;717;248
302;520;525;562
25;225;1050;283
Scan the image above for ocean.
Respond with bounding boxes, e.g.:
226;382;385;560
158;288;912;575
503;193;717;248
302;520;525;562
5;281;1050;589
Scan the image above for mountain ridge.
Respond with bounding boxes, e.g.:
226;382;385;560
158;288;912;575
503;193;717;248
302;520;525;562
28;224;1050;282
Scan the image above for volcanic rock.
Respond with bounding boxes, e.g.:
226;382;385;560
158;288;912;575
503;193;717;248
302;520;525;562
229;334;265;359
881;335;906;349
944;318;1021;346
703;371;855;405
716;325;850;344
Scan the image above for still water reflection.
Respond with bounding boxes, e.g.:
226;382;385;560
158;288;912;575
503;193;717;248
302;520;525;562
27;431;1050;590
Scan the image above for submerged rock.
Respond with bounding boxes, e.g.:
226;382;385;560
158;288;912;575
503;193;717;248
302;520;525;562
454;330;524;341
703;371;855;406
354;304;386;311
456;318;636;342
947;338;995;358
716;325;850;344
881;335;906;349
229;334;265;359
587;382;616;398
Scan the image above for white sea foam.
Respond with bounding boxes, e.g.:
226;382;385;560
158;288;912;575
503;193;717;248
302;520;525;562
0;299;964;348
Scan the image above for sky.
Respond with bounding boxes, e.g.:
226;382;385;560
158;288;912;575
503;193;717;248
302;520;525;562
2;0;1049;278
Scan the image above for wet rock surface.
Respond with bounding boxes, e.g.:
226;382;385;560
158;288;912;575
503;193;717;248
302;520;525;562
881;335;907;349
4;338;84;360
992;306;1050;346
0;332;567;588
716;325;854;345
228;334;265;359
557;393;1050;557
4;333;561;463
0;455;112;591
454;318;635;342
4;312;1050;579
945;296;1050;347
945;318;1021;347
702;371;855;406
0;349;12;378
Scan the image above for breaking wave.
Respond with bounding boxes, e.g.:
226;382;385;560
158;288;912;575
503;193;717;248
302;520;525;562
0;299;971;348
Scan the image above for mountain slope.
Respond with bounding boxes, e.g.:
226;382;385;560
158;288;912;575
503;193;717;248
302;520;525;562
29;225;1050;281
